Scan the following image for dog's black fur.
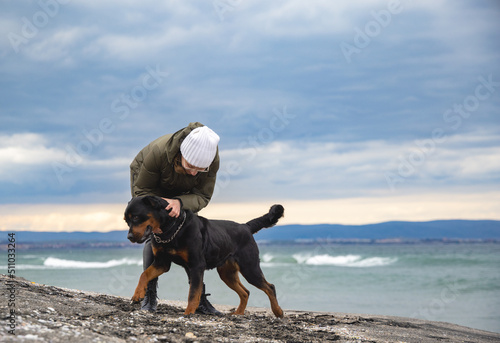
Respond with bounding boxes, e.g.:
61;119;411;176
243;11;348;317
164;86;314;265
124;196;284;317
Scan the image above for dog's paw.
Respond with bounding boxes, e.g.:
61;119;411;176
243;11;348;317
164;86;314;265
274;307;284;318
131;295;143;304
131;289;145;304
183;309;196;316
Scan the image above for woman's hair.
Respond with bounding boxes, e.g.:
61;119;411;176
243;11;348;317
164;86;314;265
173;152;186;175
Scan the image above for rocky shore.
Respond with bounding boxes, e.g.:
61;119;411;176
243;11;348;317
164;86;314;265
2;275;499;343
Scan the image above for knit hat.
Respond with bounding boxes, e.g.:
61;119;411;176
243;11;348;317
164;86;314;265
180;126;220;169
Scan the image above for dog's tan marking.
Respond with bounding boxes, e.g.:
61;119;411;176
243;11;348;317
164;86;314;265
167;248;189;263
131;264;169;303
129;213;160;241
217;260;249;315
255;278;283;318
152;245;163;255
184;281;203;315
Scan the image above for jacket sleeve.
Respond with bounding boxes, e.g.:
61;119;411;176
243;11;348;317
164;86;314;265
175;156;219;213
132;145;164;197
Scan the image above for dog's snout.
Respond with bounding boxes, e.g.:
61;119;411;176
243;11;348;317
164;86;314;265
127;230;135;242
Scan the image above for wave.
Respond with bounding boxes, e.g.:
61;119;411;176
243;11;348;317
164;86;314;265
18;254;395;270
292;254;397;267
18;257;142;270
259;253;396;267
260;254;284;267
261;253;274;263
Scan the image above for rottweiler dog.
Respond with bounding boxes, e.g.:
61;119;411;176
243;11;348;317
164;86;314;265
125;196;285;317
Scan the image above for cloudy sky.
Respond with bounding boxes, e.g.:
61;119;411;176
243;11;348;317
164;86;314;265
1;0;499;232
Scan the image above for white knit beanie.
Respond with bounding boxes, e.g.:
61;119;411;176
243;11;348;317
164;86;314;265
180;126;220;169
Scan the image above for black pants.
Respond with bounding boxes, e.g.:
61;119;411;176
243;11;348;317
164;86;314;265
143;236;200;288
143;236;155;272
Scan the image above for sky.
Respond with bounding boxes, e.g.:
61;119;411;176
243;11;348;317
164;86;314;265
1;0;499;232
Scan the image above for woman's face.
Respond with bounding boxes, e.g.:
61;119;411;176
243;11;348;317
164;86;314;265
181;156;209;176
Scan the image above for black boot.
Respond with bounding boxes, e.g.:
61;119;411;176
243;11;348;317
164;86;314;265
196;284;221;315
141;278;158;312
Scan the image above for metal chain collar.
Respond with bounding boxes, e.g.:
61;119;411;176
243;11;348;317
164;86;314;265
153;211;187;244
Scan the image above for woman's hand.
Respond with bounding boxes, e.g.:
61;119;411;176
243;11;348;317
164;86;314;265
162;198;181;218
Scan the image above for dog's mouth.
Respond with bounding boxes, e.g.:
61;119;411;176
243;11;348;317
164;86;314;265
128;225;153;244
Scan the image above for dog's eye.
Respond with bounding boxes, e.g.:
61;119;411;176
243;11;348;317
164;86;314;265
126;215;140;223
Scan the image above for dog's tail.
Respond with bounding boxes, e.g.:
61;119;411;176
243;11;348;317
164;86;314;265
246;204;284;234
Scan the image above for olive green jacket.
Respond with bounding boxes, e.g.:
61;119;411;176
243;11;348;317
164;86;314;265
129;122;219;213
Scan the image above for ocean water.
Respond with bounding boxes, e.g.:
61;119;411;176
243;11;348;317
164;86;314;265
13;243;500;333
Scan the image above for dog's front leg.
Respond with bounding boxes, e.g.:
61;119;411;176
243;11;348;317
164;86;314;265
132;264;168;303
184;268;204;315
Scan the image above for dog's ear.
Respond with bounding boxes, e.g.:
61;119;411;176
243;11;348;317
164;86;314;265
142;196;167;210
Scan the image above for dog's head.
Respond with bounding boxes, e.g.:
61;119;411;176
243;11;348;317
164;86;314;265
124;196;170;243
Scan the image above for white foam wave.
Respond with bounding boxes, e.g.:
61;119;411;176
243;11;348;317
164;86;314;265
17;254;394;270
34;257;143;269
261;253;274;263
293;254;397;267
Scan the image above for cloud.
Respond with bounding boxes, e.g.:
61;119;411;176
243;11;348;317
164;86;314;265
1;190;498;233
205;191;500;225
0;203;125;232
420;133;500;182
0;133;65;180
5;0;485;67
24;26;98;65
214;130;500;201
0;132;129;172
0;0;498;224
0;132;131;202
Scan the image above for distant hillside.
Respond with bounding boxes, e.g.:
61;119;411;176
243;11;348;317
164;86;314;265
254;220;500;241
6;230;129;244
2;220;499;244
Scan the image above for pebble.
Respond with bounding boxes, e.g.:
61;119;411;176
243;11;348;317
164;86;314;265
185;332;197;338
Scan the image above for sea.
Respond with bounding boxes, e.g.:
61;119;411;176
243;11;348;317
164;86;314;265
12;242;500;333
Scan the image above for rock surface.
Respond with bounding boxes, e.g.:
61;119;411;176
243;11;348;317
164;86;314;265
2;275;499;342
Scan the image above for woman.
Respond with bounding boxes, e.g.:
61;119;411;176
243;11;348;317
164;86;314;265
130;122;220;314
